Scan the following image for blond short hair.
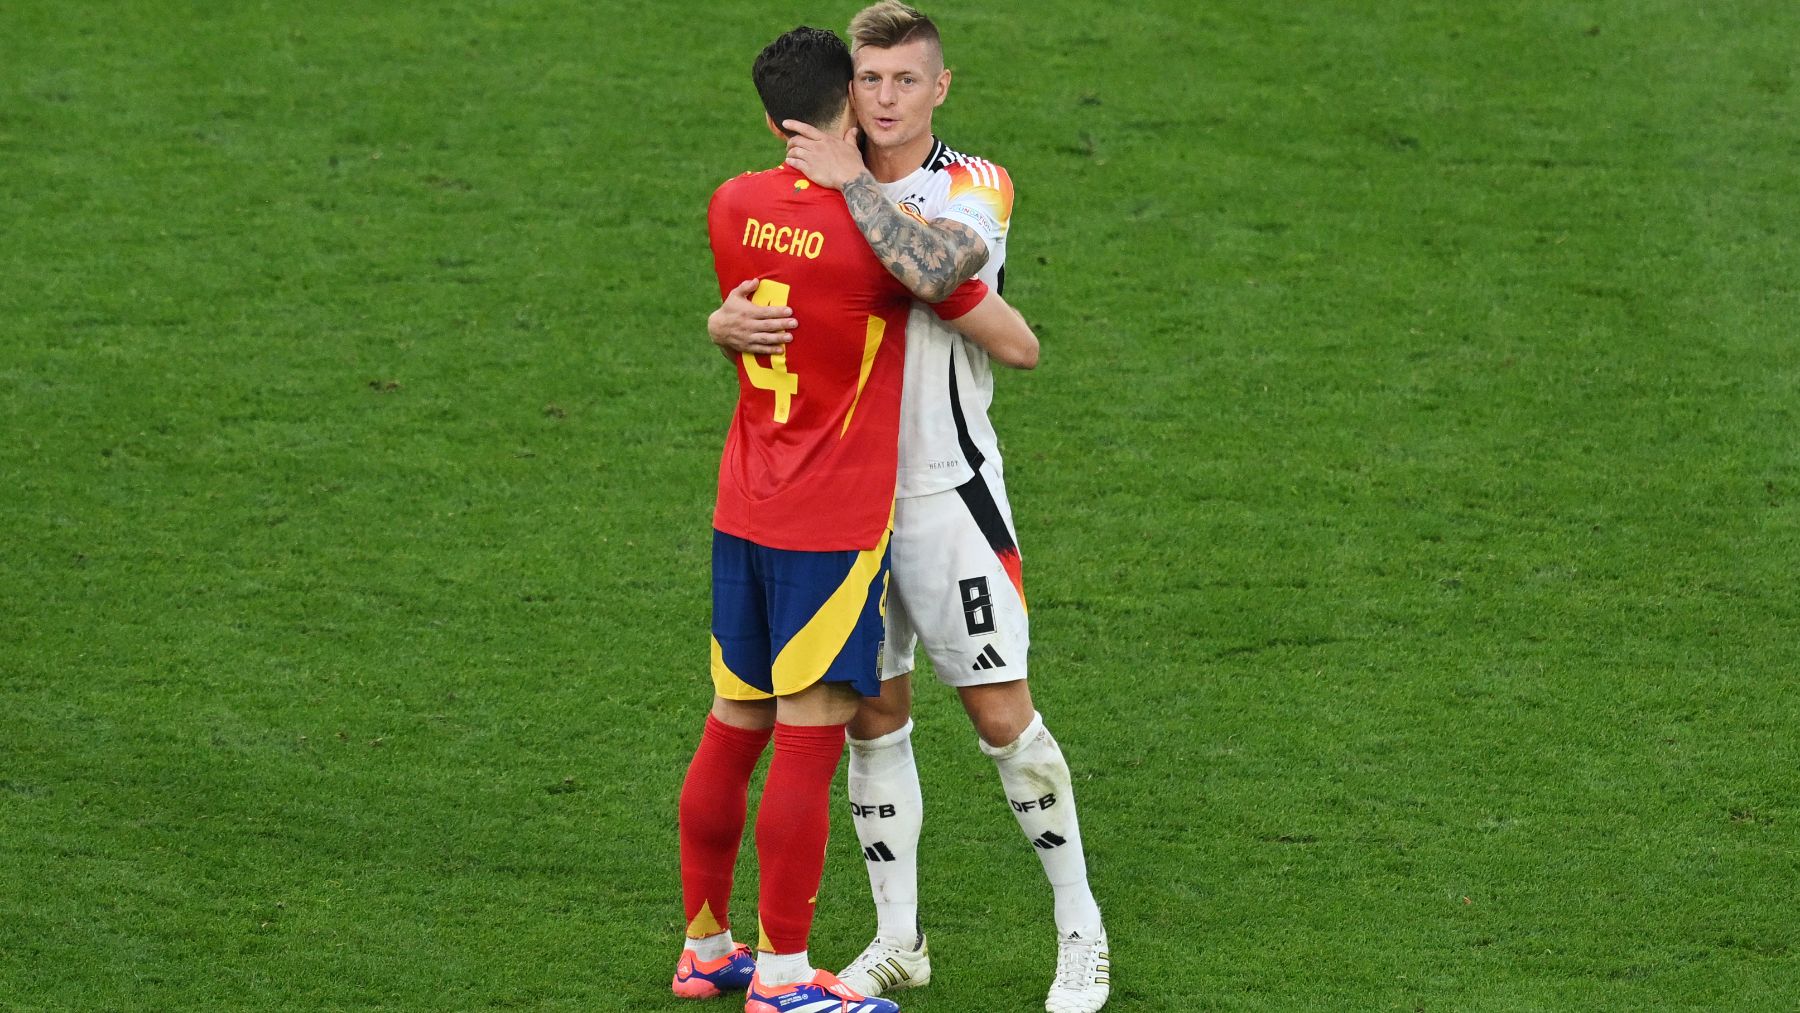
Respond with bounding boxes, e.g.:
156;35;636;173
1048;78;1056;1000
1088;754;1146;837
847;1;942;59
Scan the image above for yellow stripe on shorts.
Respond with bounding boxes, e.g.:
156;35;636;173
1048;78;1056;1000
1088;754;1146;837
770;526;892;696
711;634;773;701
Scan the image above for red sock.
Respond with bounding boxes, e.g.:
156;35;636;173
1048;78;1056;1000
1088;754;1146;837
678;715;772;938
755;721;848;954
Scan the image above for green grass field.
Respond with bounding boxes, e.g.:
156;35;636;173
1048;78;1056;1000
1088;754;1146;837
4;1;1797;1009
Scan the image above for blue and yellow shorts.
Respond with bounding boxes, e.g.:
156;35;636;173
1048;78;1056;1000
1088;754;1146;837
710;528;891;700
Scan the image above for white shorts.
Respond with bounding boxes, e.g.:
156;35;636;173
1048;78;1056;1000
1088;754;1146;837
882;460;1030;687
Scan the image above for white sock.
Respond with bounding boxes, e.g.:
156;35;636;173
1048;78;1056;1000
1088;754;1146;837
756;949;813;986
685;929;735;962
981;712;1104;938
847;720;924;944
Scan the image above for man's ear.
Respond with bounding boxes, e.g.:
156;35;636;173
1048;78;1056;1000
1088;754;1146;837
935;67;952;108
765;113;785;138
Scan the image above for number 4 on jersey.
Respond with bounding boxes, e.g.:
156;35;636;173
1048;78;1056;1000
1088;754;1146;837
742;279;798;423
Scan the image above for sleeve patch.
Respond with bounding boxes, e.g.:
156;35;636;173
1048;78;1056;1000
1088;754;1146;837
939;160;1013;242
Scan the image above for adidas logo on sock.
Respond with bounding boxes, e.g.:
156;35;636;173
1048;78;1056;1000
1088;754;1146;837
863;841;897;862
972;645;1006;671
1032;831;1067;850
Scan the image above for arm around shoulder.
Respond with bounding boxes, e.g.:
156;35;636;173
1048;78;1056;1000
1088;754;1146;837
840;173;991;304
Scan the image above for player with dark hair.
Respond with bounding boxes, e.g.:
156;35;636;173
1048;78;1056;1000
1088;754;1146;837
672;24;1039;1013
709;5;1109;1012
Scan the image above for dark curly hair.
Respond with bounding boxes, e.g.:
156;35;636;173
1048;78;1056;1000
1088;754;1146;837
751;27;854;135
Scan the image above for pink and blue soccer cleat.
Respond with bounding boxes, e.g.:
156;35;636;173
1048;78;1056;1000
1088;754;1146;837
672;944;757;999
744;968;900;1012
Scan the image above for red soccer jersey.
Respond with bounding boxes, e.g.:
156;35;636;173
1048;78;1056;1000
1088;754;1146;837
707;164;988;551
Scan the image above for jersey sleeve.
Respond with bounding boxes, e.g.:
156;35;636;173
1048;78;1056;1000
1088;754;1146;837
928;277;990;321
935;160;1013;253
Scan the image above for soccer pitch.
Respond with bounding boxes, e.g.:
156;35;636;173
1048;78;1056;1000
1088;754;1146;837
2;1;1796;1009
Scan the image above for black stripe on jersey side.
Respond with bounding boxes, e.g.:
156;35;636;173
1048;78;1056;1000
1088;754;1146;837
946;344;985;474
936;138;1015;553
946;354;1019;556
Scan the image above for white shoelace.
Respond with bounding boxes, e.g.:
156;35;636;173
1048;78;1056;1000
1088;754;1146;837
1053;937;1108;989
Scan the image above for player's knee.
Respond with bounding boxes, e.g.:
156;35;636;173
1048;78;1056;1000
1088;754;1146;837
778;681;862;727
962;681;1036;747
711;696;777;731
847;680;912;740
971;710;1032;748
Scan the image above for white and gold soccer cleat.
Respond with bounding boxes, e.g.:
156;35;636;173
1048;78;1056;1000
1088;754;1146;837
1045;929;1110;1013
837;934;931;997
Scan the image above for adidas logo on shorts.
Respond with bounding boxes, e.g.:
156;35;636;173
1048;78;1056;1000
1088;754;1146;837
972;645;1006;671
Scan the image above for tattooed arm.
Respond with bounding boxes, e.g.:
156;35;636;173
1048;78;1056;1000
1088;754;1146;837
839;171;990;303
782;120;990;303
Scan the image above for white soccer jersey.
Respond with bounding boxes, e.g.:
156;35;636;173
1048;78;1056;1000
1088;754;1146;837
881;137;1014;499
